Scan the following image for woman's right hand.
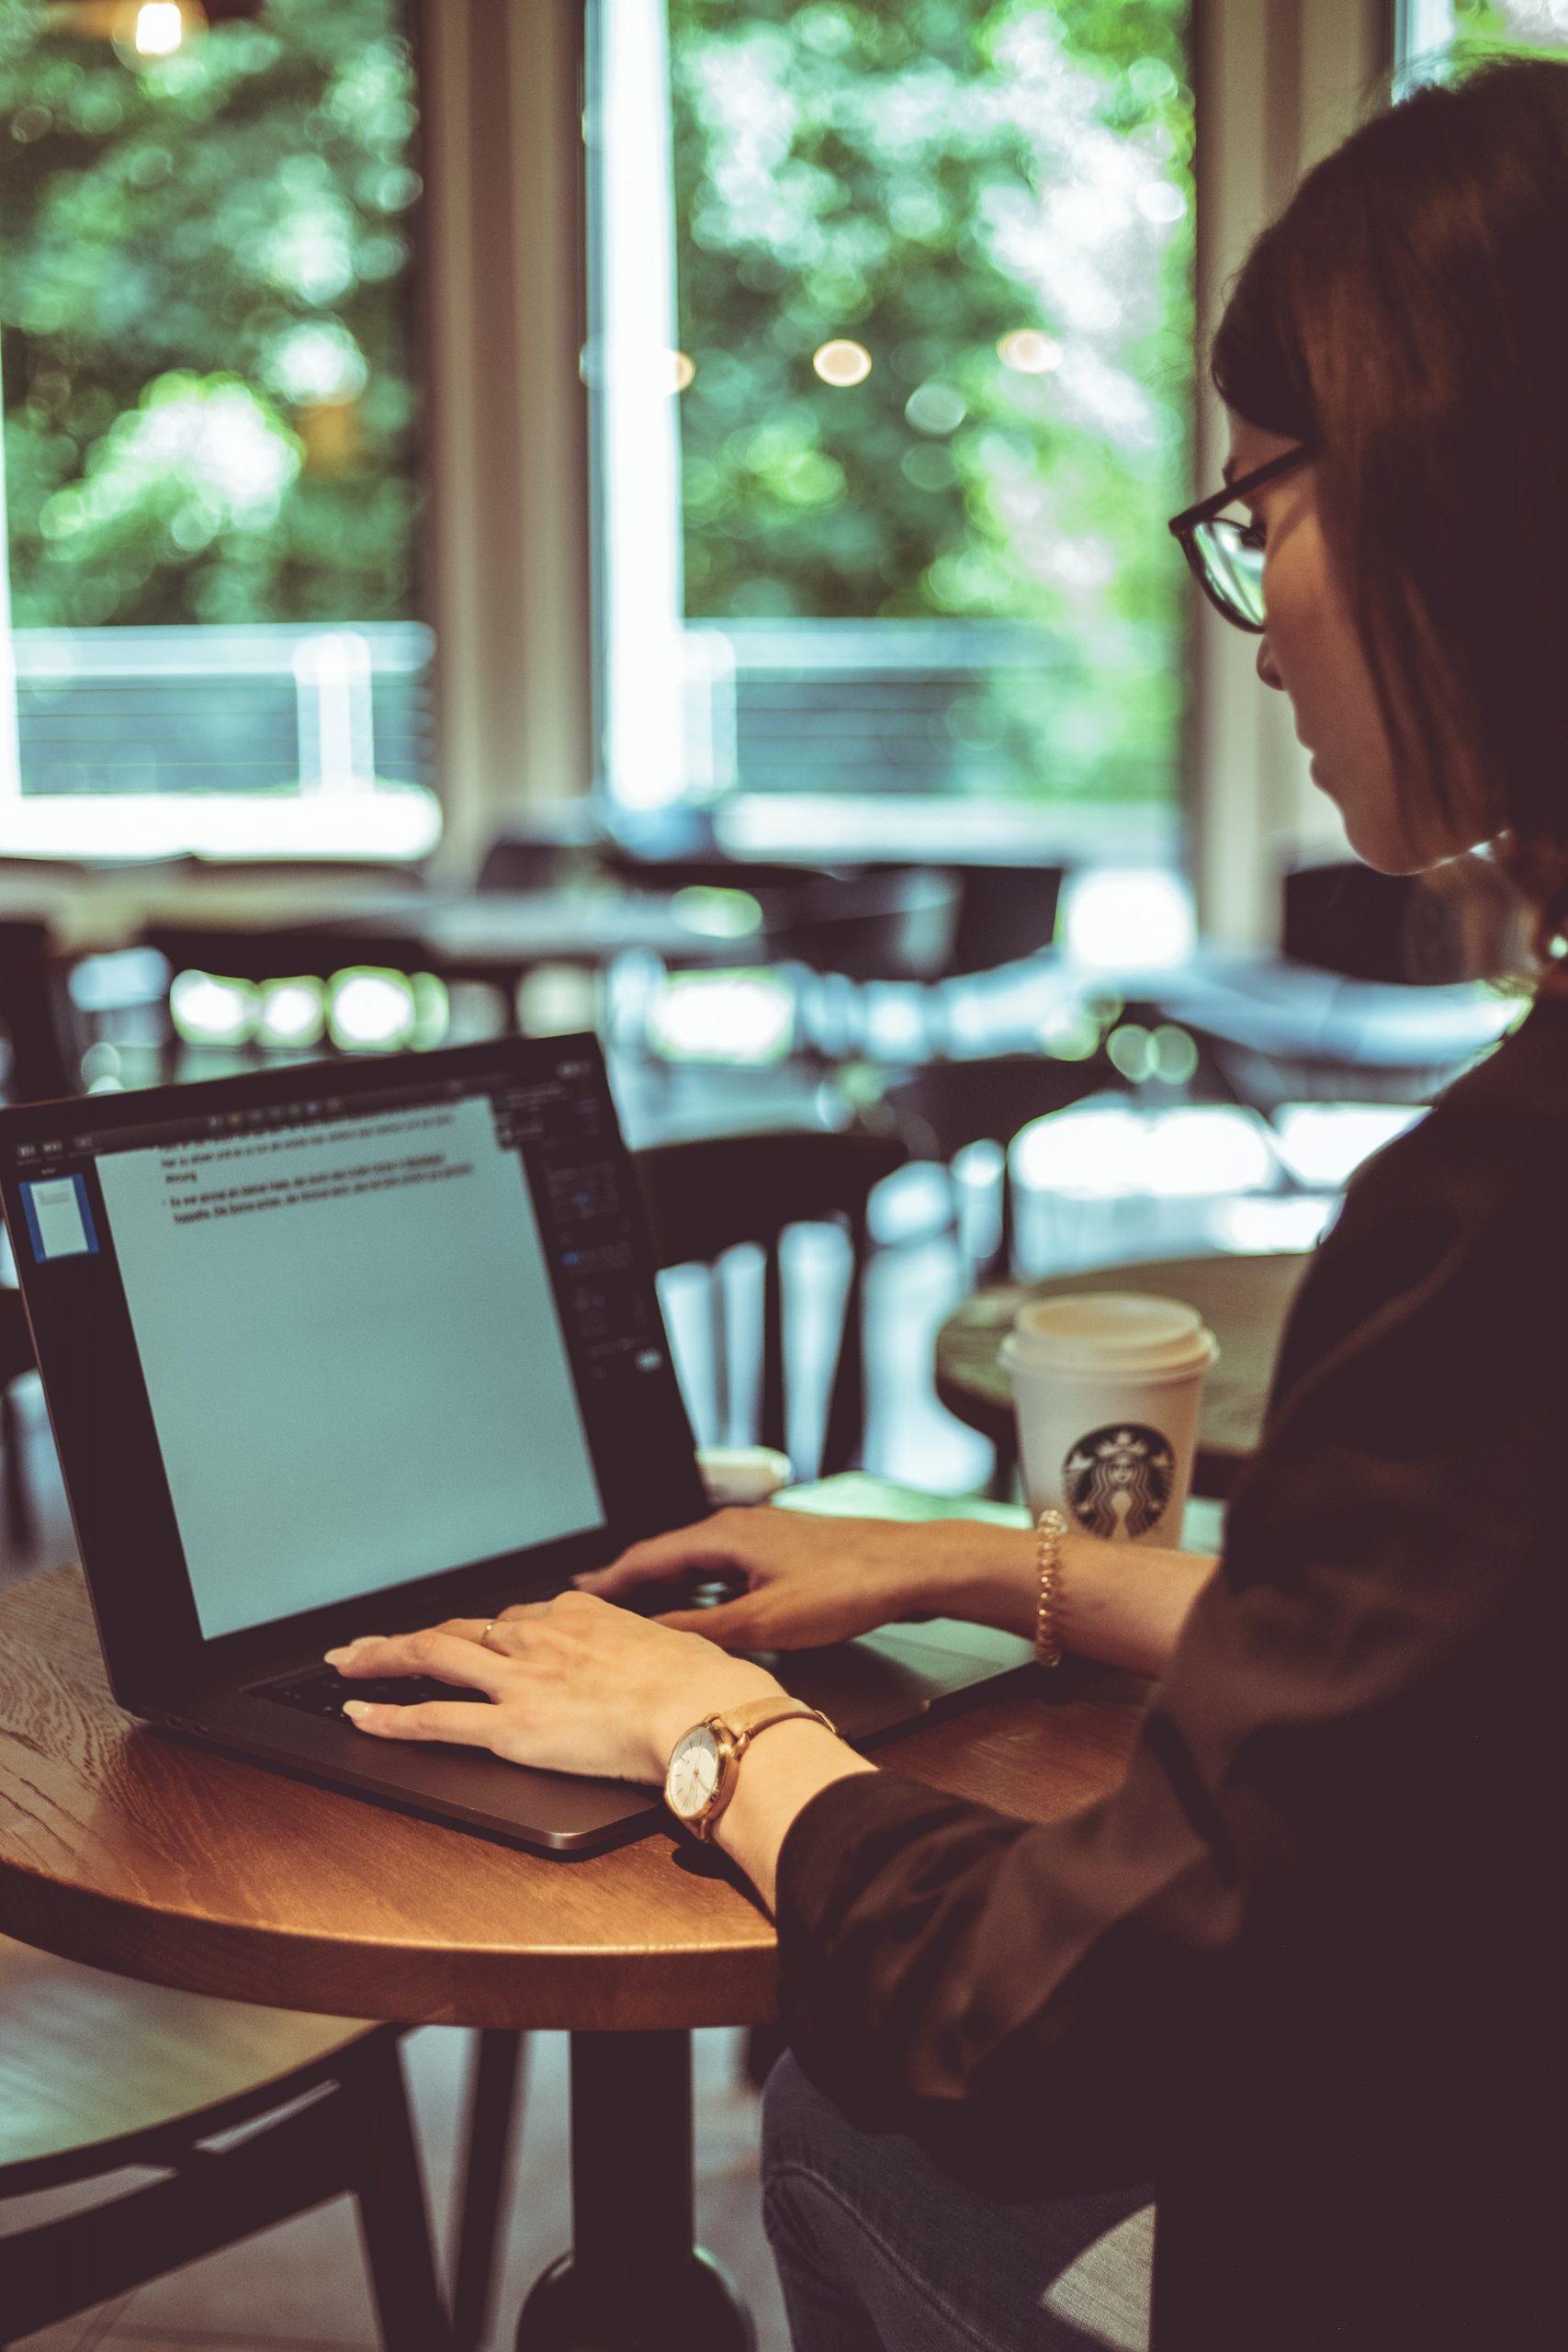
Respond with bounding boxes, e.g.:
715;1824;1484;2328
573;1507;998;1652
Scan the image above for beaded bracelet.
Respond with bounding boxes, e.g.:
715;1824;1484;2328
1034;1506;1068;1668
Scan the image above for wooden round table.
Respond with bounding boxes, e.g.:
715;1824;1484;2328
937;1251;1311;1500
0;1562;1145;2351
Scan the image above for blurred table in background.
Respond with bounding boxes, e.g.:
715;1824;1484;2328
937;1249;1311;1501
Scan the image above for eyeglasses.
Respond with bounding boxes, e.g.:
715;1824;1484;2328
1168;445;1315;633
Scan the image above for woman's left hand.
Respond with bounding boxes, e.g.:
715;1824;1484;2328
323;1592;784;1785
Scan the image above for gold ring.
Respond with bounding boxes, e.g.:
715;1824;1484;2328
479;1619;497;1648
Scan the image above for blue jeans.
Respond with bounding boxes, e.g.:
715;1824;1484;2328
761;2052;1155;2352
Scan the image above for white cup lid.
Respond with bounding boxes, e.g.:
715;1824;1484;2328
1008;1292;1216;1376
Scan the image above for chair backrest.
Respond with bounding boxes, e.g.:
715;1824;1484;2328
475;830;595;895
634;1126;908;1478
0;918;85;1103
879;1052;1122;1282
779;867;961;984
944;863;1066;979
881;1051;1118;1164
1280;857;1518;987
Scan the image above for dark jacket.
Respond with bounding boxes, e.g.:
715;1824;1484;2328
776;989;1565;2349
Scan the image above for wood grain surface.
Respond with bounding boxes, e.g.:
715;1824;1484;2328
936;1251;1310;1498
0;1563;1146;2031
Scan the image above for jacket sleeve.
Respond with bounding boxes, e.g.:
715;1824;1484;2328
774;1093;1565;2197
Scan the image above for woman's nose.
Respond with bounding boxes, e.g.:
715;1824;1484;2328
1256;633;1284;690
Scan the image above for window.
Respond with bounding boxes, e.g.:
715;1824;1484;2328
590;0;1195;862
1396;0;1567;85
0;0;436;858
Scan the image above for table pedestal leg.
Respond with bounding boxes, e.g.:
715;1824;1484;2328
515;2029;755;2352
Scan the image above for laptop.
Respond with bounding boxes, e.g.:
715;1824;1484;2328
0;1036;1033;1855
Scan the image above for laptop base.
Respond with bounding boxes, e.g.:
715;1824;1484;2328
149;1621;1036;1857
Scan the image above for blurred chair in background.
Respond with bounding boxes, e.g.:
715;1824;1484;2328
928;862;1066;1052
1280;852;1522;986
473;816;602;897
1139;853;1525;1114
0;918;88;1108
879;1049;1119;1286
635;1127;908;1481
590;802;833;903
778;867;961;1059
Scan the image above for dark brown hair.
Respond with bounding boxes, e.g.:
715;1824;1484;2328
1209;47;1568;988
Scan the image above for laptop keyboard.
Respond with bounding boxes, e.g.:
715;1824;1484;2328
254;1667;493;1719
252;1572;746;1726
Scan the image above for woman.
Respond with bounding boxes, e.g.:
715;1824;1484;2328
328;51;1566;2349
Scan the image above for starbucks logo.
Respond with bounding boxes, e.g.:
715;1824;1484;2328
1063;1423;1176;1542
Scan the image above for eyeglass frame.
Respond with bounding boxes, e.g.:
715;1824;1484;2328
1167;444;1316;634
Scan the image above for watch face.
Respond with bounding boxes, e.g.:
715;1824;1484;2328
666;1724;723;1821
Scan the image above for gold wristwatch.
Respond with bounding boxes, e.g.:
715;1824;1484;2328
663;1694;837;1841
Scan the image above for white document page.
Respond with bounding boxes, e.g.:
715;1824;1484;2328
96;1095;604;1639
26;1175;92;1259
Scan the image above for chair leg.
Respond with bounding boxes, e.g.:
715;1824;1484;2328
986;1433;1020;1507
999;1163;1019;1283
451;2029;527;2352
1;1380;38;1555
741;2022;787;2091
347;2033;454;2352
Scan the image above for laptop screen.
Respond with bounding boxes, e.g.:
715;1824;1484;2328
3;1042;703;1664
92;1089;604;1638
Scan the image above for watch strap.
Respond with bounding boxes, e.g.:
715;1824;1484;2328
714;1693;836;1747
686;1695;837;1839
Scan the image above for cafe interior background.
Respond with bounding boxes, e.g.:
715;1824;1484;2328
0;1;1560;2346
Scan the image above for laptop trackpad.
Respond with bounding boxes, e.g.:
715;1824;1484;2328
766;1620;1034;1742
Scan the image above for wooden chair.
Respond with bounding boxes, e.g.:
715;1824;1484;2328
0;918;86;1107
634;1125;909;1479
774;869;961;1058
0;1936;451;2350
881;1051;1122;1286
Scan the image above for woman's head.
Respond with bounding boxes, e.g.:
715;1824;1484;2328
1209;50;1568;967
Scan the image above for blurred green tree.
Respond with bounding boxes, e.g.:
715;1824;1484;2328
671;0;1192;633
0;0;420;628
667;0;1193;803
1449;0;1566;48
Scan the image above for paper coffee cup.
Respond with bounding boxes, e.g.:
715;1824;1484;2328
1001;1293;1218;1546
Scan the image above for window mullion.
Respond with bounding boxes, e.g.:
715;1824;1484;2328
1189;0;1390;950
419;0;593;876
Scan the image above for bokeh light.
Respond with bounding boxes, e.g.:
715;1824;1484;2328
901;444;956;492
666;350;697;392
812;338;873;387
904;382;966;435
997;329;1063;376
126;3;199;63
170;968;254;1048
328;967;417;1052
256;978;326;1051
